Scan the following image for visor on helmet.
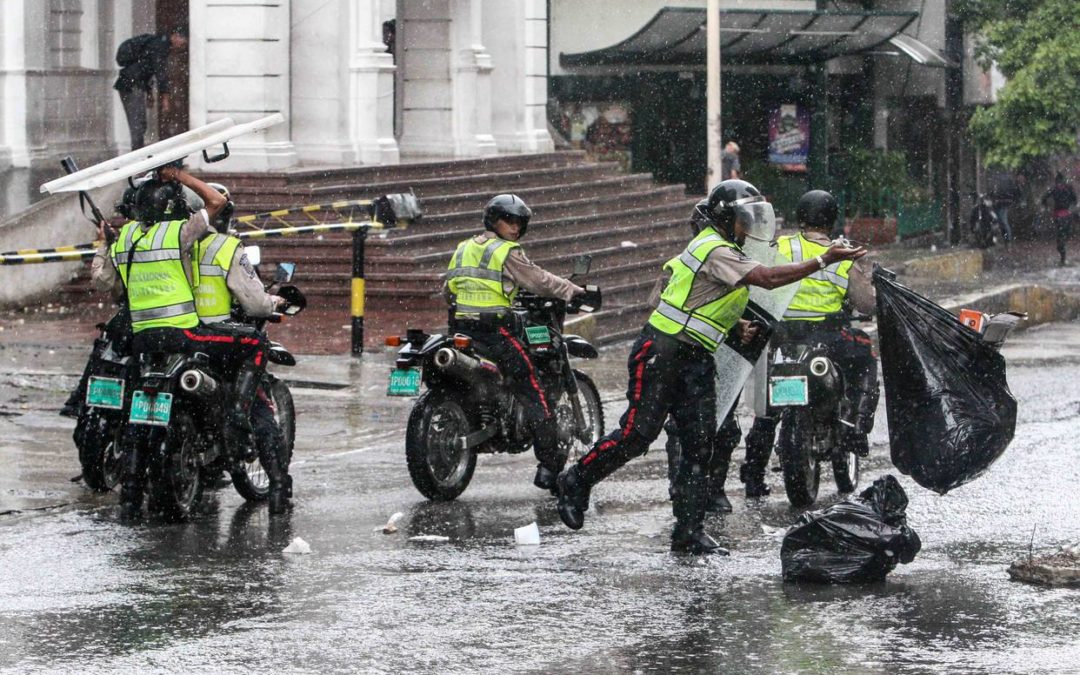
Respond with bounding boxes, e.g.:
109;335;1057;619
735;201;776;243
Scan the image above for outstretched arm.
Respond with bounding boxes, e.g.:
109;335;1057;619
742;243;866;290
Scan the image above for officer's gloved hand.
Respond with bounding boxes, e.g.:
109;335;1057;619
571;285;602;313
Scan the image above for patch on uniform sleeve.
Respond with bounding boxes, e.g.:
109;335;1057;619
237;254;257;279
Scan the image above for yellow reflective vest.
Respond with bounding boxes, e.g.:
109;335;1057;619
446;236;521;318
110;220;199;333
647;227;749;352
777;233;851;321
193;233;242;324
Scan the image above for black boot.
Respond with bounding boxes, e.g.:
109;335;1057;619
739;463;771;498
671;523;729;555
555;467;591;530
534;465;559;492
671;463;726;554
119;480;144;522
269;475;292;515
226;364;261;454
705;477;733;513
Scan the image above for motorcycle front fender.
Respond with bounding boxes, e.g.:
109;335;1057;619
564;335;598;359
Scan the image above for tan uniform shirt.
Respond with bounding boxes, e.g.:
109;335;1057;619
800;230;875;315
225;245;276;319
442;232;584;304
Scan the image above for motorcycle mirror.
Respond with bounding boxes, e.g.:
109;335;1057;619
572;255;592;277
274;262;296;283
277;285;306;315
245;245;261;267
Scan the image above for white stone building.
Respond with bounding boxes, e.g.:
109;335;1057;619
0;0;553;175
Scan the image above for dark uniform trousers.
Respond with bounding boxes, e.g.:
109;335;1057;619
575;326;718;528
457;321;562;472
742;323;878;483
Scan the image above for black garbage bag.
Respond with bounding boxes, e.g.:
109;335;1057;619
781;475;921;584
873;268;1017;494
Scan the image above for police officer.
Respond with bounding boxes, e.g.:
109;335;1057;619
740;190;878;498
191;183;293;514
91;166;257;519
443;194;584;491
555;180;866;554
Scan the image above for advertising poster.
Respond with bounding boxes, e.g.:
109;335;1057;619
768;104;810;172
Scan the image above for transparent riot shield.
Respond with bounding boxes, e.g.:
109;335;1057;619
714;203;800;422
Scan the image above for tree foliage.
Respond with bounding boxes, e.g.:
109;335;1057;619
957;0;1080;168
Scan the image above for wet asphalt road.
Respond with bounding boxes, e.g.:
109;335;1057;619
1;323;1079;674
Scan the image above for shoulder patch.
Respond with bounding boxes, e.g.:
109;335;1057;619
237;253;257;279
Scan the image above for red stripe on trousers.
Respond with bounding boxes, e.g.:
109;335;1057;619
582;339;653;466
498;327;551;417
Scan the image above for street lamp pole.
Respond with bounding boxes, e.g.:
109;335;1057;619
706;0;722;191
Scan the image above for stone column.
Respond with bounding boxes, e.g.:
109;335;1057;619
449;0;496;157
397;0;494;158
189;0;297;171
482;0;553;154
346;0;399;165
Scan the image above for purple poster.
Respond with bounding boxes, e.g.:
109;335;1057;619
768;104;810;172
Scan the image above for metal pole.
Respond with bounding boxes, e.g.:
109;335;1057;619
706;0;722;191
351;228;367;355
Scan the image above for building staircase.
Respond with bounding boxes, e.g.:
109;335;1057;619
59;151;698;351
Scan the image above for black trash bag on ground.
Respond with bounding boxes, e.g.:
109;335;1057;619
873;268;1017;494
781;475;921;584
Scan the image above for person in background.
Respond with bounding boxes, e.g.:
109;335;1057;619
721;141;741;180
1043;172;1078;266
114;26;188;150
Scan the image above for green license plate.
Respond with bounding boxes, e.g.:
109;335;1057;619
769;376;809;407
387;368;421;396
86;376;124;409
525;325;551;345
129;391;173;426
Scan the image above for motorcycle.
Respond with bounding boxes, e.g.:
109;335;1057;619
127;260;305;520
765;315;879;508
74;312;132;491
387;256;604;501
968;192;999;249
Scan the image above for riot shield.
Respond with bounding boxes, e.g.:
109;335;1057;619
714;208;800;423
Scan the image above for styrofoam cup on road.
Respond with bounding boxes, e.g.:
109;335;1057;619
514;522;540;546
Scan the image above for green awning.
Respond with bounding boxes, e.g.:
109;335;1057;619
560;7;949;68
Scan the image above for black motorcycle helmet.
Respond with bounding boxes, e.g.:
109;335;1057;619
796;190;839;231
483;194;532;236
207;182;235;233
133;178;189;224
689;198;711;236
696;179;765;240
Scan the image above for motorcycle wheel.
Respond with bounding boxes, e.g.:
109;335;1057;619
556;370;605;464
74;409;123;492
405;389;477;501
779;410;820;508
148;409;205;521
231;378;295;502
831;447;860;494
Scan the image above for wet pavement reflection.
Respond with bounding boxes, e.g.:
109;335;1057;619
0;324;1079;673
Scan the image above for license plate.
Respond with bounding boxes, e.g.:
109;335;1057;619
86;376;124;409
525;325;551;345
129;391;173;426
387;368;421;396
769;376;809;407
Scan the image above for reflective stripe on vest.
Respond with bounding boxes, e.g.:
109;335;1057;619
110;220;199;333
777;233;852;321
193;233;242;324
647;226;749;352
446;236;521;317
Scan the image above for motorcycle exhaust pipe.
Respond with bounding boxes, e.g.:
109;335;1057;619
809;356;831;377
433;347;502;385
179;368;219;398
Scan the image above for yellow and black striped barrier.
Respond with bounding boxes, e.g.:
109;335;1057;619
1;192;422;356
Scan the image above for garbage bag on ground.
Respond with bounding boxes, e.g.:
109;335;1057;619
781;475;921;584
873;268;1017;494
